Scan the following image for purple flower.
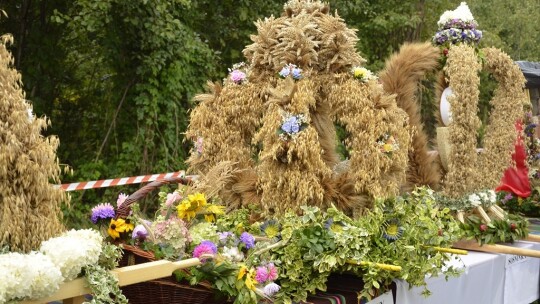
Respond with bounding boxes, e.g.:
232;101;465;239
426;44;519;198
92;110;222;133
90;203;115;224
240;232;255;249
255;266;269;283
263;283;281;297
281;116;300;134
193;240;218;259
501;193;513;204
230;70;246;84
218;231;234;244
132;224;148;240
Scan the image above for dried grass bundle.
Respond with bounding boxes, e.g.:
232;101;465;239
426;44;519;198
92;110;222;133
379;42;442;191
186;0;411;216
474;47;527;189
0;35;67;252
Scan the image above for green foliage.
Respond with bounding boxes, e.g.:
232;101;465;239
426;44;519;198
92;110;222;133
498;190;540;217
460;214;529;245
83;243;126;304
356;187;463;298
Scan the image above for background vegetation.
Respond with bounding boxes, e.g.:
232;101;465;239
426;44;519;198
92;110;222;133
1;0;539;228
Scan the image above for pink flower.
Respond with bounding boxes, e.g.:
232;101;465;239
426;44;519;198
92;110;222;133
266;263;278;281
255;266;269;283
192;241;218;260
166;192;181;207
117;193;129;208
230;70;246;84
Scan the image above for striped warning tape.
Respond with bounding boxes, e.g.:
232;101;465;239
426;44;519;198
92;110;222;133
56;171;186;191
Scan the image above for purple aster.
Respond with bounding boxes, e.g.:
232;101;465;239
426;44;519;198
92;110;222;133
240;232;255;249
263;283;281;297
132;224;148;240
218;231;234;243
90;203;115;224
192;240;218;259
255;266;269;283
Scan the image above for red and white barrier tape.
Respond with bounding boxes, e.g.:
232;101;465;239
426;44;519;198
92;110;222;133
56;171;186;191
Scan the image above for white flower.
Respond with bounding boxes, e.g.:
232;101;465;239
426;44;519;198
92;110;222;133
468;193;481;206
40;229;103;281
478;191;488;201
221;246;244;262
0;252;63;302
438;2;475;25
488;190;497;203
263;282;281;297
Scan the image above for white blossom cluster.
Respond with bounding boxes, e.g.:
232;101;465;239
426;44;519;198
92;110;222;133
468;190;497;207
40;229;103;281
437;2;475;26
0;252;63;303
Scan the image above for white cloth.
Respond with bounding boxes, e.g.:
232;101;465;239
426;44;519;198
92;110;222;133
503;241;540;304
395;241;540;304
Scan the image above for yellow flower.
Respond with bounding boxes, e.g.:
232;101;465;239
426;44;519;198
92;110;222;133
237;265;248;280
204;214;215;223
108;218;130;239
177;201;196;220
205;204;225;215
187;192;207;208
383;143;394;153
176;192;209;220
353;67;366;78
245;269;257;290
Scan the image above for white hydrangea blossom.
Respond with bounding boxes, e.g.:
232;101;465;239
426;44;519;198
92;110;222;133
0;252;63;302
487;190;497;204
40;229;103;281
438;2;475;26
222;246;244;262
468;193;481;206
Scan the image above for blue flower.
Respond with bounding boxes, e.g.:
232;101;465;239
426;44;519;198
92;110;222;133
291;67;303;80
382;219;404;242
278;66;290;78
260;220;281;238
281;116;300;134
240;232;255;249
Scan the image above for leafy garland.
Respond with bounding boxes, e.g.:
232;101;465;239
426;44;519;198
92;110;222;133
436;190;530;245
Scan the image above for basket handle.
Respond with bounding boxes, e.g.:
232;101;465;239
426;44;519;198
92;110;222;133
116;176;193;218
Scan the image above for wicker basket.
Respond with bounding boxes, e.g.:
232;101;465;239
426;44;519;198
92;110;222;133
116;176;229;304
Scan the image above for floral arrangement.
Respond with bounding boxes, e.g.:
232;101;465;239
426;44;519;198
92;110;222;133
92;188;282;304
432;2;482;47
278;63;302;80
228;62;248;85
376;133;400;155
437;190;530;245
498;190;540;217
183;231;282;303
277;111;308;141
0;229;125;304
351;66;378;83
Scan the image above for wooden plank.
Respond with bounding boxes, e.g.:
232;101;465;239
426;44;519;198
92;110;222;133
453;240;540;258
525;234;540;242
20;258;202;303
112;258;201;286
20;278;89;304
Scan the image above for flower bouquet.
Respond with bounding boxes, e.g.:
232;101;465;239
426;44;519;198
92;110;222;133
90;176;282;304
